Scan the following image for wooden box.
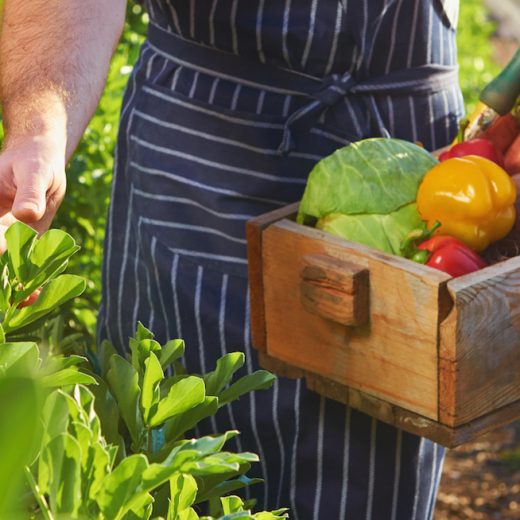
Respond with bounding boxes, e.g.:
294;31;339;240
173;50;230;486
247;202;520;447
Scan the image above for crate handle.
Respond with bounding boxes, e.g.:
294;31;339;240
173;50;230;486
300;253;369;326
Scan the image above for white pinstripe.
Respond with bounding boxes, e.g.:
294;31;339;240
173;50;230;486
150;235;171;341
411;438;426;520
390;430;403;520
165;1;182;35
167;247;247;265
141;217;247;245
425;443;438;518
231;0;239;55
312;396;325;520
209;0;218;46
189;0;195;39
243;290;269;509
365;418;378;520
116;183;135;349
170;253;183;339
208;78;220;104
289;378;302;520
230;83;242;110
281;0;292;69
406;0;421;68
339;407;351;519
188;70;200;98
256;0;266;64
272;379;286;509
134;188;253;220
145;253;154;332
325;3;343;75
385;0;405;74
301;0;318;69
130;135;307;184
356;0;369;72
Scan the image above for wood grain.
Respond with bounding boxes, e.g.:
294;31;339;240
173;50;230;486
262;219;451;419
300;253;369;326
258;351;520;447
439;256;520;426
246;202;299;351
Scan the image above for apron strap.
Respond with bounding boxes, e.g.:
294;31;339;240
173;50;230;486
147;22;459;154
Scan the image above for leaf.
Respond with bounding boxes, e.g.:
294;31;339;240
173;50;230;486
5;222;37;283
0;377;40;517
0;342;39;377
204;352;245;396
196;475;262;504
298;138;438;220
95;454;149;519
316;203;426;256
5;274;86;332
163;396;219;444
218;371;275;406
141;352;163;424
149;376;205;427
168;473;198;519
38;433;82;517
221;496;247;515
42;390;73;442
159;338;185;368
39;368;97;388
107;355;143;447
90;377;124;450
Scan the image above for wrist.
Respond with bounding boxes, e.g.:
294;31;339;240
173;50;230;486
2;90;68;155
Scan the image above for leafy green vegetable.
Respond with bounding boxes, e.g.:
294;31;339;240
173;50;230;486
317;203;425;255
297;138;437;255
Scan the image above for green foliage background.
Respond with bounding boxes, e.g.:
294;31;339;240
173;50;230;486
1;1;504;340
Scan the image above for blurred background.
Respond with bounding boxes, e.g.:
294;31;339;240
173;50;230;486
0;1;518;518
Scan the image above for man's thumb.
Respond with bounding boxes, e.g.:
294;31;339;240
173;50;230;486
12;175;47;223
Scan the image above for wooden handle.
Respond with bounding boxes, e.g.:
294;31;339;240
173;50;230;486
299;254;369;326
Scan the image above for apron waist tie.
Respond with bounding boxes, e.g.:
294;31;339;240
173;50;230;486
147;22;459;154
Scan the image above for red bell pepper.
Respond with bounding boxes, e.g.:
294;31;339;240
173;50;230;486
401;222;487;278
439;138;504;167
415;235;487;277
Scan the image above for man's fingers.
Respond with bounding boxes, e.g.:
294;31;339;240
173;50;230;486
12;167;48;223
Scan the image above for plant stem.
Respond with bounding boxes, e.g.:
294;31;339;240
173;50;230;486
24;466;54;520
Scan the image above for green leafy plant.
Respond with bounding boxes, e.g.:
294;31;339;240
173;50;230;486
0;223;285;519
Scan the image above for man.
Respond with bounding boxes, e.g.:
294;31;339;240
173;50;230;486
0;1;464;518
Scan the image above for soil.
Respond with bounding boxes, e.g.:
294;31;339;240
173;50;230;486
434;421;520;519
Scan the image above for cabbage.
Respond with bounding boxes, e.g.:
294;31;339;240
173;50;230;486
297;138;438;255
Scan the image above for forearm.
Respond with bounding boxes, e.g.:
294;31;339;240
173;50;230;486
0;0;127;159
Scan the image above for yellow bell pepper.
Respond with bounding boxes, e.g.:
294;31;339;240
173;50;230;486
416;155;517;251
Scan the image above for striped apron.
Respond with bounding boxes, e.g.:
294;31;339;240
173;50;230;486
98;1;464;518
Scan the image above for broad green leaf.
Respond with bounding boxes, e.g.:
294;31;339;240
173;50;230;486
5;222;37;283
222;496;247;515
298;138;438;220
0;377;40;517
316;203;425;256
42;390;73;442
196;475;262;504
40;368;97;388
107;355;143;447
168;473;198;519
149;376;205;427
141;352;163;424
86;441;112;501
90;378;124;450
97;339;118;379
0;264;11;314
0;342;39;377
159;338;185;368
163;396;219;444
5;274;86;332
218;371;275;406
95;454;148;519
38;433;82;517
204;353;244;396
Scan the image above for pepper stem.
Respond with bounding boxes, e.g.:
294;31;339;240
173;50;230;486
400;221;441;262
456;117;470;143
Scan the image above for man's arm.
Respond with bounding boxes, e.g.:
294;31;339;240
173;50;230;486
0;0;127;238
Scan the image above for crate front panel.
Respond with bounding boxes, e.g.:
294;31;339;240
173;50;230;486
262;219;449;419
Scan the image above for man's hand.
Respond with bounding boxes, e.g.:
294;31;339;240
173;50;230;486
0;0;127;246
0;133;66;250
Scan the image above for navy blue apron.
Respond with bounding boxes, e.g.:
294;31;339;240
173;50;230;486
98;1;464;518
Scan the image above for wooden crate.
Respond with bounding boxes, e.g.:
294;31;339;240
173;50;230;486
247;202;520;447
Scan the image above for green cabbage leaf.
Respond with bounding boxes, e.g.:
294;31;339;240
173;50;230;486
297;138;437;255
